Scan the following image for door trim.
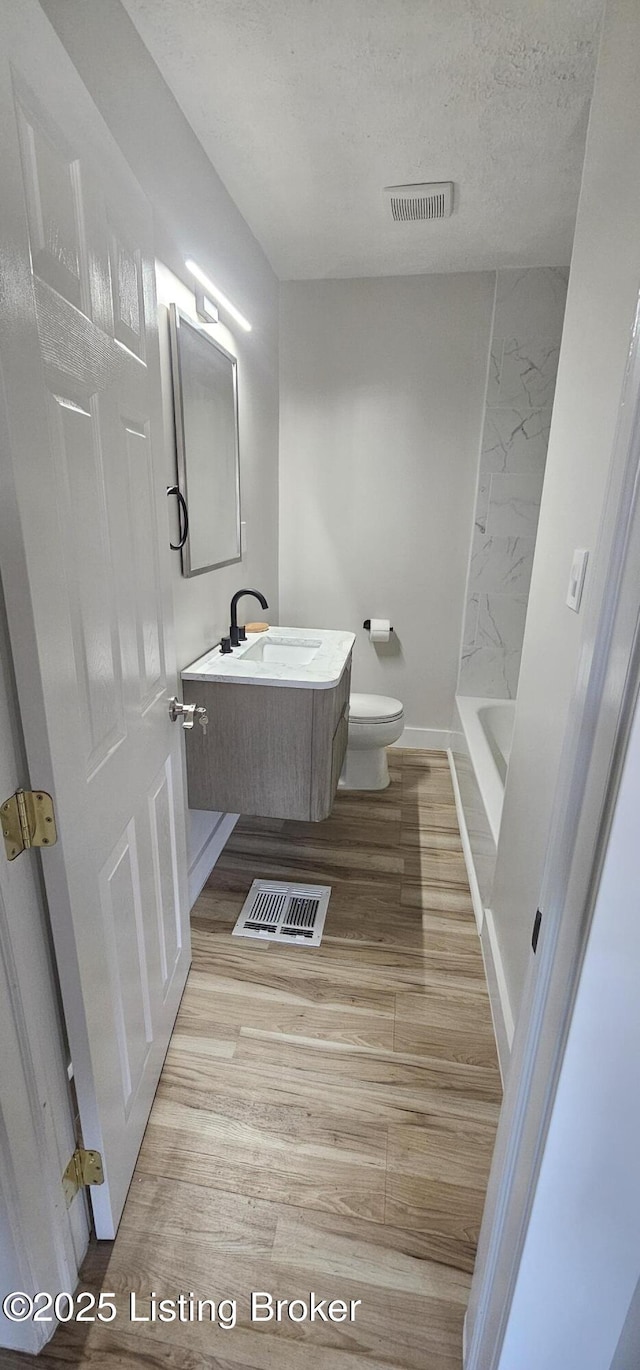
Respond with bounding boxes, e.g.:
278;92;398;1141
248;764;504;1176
466;286;640;1366
0;577;89;1354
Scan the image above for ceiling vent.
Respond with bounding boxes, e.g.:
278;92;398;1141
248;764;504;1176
384;182;453;224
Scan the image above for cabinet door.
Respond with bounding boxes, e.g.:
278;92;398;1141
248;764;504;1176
309;661;352;821
330;708;349;800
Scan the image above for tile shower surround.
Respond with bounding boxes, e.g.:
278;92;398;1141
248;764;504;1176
458;268;568;699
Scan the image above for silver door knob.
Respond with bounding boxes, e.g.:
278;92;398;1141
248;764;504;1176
168;697;208;734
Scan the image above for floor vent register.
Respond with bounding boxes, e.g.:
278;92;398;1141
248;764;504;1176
232;880;331;947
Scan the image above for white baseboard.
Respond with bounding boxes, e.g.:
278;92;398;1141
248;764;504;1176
393;725;451;751
188;812;239;907
482;907;515;1084
447;748;483;934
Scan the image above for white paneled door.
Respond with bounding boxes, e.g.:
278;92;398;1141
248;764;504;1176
0;0;190;1236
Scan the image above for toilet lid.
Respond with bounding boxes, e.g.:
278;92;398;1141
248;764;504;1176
349;692;404;724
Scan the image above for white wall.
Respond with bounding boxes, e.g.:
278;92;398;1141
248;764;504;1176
497;687;640;1370
279;274;495;739
40;0;280;672
154;265;243;897
154;262;275;670
490;0;640;1020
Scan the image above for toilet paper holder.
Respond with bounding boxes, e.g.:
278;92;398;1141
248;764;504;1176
363;619;394;633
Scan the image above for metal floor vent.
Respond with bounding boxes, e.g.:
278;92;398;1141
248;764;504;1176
232;880;331;947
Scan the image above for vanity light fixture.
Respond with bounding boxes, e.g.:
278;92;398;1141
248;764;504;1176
185;259;252;332
194;287;219;325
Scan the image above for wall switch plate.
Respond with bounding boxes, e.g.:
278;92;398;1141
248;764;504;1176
566;548;589;612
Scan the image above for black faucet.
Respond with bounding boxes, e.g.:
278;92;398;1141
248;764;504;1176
229;588;269;646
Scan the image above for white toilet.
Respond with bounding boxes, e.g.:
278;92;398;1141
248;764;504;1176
339;692;404;791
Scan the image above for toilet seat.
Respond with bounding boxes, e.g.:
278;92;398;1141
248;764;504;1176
349;692;404;725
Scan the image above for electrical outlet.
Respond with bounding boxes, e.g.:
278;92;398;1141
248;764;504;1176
566;549;589;613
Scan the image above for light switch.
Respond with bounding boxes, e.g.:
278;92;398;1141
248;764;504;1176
566;548;589;613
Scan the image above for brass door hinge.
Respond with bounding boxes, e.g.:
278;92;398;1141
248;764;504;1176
62;1148;104;1206
2;789;57;861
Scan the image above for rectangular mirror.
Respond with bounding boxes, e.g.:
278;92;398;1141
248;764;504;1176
169;304;241;576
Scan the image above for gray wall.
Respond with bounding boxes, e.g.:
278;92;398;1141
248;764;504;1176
279;273;495;737
490;0;640;1020
611;1278;640;1370
40;0;280;672
458;267;568;699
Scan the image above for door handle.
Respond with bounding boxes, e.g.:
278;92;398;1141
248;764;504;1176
168;697;208;734
167;485;189;550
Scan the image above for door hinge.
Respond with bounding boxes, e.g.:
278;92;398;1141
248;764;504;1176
532;907;542;954
1;789;57;861
62;1148;104;1206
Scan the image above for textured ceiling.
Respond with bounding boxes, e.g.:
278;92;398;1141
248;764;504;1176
122;0;603;280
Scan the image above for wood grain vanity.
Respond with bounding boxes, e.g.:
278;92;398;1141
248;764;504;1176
182;628;354;821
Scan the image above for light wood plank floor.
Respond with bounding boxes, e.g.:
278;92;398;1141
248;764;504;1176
6;750;501;1370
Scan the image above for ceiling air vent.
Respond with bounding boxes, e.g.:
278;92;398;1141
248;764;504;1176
384;182;453;223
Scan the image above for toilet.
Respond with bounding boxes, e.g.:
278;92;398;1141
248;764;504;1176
339;692;404;791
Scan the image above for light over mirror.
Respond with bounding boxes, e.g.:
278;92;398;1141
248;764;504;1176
169;304;241;576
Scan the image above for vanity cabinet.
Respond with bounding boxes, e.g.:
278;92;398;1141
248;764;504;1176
183;659;351;821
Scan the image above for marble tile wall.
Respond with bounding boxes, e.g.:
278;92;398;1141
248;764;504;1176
458;268;568;699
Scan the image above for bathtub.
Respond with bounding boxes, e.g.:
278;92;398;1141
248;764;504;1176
455;696;515;845
449;695;516;929
449;696;517;1075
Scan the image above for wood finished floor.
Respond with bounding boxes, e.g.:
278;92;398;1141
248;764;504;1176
7;750;501;1370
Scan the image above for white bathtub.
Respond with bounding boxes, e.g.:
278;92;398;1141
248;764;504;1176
455;696;515;845
449;695;516;924
449;696;517;1076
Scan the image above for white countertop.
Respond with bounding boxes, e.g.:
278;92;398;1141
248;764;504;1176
182;626;355;690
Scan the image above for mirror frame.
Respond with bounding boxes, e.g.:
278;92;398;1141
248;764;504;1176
168;303;241;577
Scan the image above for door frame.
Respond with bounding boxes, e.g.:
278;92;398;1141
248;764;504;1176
0;571;89;1354
465;286;640;1366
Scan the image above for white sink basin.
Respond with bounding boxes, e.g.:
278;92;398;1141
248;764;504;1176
242;635;322;667
182;626;355;690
